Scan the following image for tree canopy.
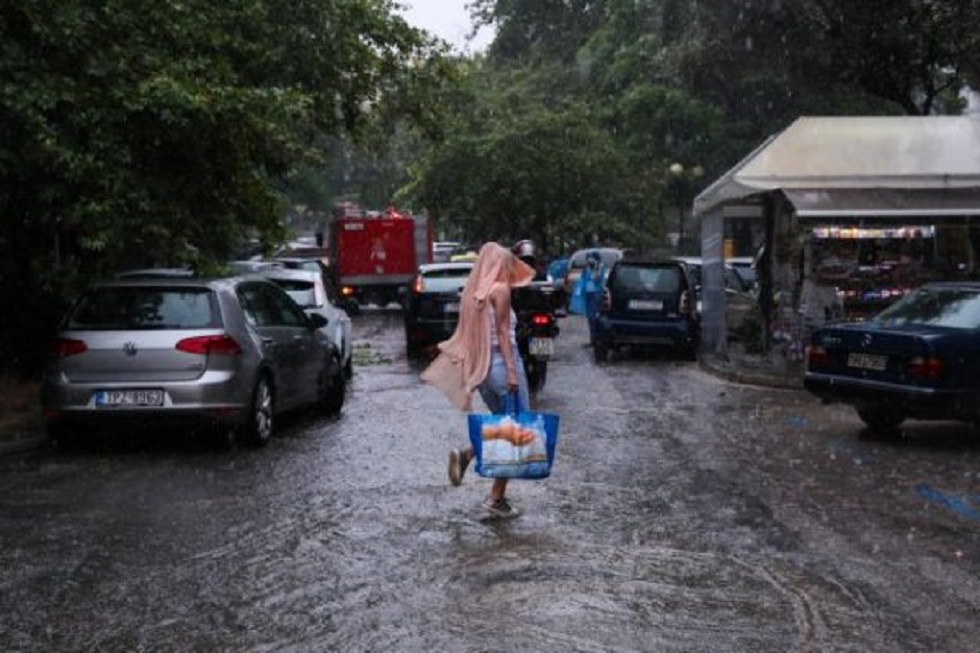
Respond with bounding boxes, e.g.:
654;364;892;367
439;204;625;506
0;0;447;374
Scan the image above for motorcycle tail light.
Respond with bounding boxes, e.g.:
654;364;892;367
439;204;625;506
907;356;943;379
531;313;552;327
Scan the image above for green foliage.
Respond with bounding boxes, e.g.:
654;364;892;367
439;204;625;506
0;0;445;374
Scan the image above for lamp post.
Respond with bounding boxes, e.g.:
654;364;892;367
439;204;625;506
668;162;704;253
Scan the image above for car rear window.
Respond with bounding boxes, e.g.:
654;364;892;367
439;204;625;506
875;287;980;329
66;287;219;330
421;266;472;292
268;279;317;308
612;265;682;292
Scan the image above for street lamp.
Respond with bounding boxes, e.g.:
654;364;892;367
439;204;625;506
668;162;704;252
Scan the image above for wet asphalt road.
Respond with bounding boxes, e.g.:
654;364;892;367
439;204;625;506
1;309;980;652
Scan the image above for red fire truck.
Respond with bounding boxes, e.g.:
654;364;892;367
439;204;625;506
329;204;432;311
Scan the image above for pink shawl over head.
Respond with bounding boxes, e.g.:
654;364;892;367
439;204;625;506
420;242;535;411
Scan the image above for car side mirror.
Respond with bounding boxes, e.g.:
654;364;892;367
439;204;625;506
307;312;328;329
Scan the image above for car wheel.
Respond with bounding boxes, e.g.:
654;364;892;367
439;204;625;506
241;375;274;447
48;423;81;450
593;342;609;362
320;359;346;416
856;403;904;435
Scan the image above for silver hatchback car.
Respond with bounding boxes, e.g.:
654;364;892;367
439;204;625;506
41;276;346;446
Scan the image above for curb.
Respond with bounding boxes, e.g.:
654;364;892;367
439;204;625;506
0;433;49;456
699;356;804;390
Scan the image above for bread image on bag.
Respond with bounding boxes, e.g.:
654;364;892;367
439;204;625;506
468;409;559;479
481;418;538;446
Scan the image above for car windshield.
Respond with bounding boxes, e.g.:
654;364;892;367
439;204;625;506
873;287;980;329
422;266;472;292
67;287;218;330
270;279;318;308
613;265;681;292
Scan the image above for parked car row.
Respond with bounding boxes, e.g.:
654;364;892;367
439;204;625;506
403;261;474;356
42;265;352;448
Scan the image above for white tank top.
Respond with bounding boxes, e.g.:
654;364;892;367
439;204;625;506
488;305;518;349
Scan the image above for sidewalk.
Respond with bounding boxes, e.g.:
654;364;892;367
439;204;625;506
0;419;47;456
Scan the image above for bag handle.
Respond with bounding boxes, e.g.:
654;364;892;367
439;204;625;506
503;391;522;415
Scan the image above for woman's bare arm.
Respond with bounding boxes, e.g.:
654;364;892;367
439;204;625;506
490;283;519;391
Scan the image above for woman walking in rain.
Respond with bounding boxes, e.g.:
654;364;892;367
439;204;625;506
421;242;535;519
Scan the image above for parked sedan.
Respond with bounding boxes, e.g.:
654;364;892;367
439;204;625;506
593;259;700;361
41;276;346;447
253;267;354;379
403;261;473;357
804;282;980;435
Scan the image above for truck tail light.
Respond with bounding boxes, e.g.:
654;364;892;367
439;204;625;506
907;356;943;379
50;338;88;358
176;334;243;356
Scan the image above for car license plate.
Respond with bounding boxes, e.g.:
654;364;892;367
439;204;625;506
529;337;554;358
444;302;459;314
96;389;165;408
847;353;888;371
629;299;663;311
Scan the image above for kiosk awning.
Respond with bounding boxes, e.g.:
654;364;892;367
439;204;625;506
783;187;980;219
694;116;980;218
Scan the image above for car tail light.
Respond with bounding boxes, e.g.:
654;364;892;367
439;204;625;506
679;290;693;315
340;286;355;298
907;356;943;379
807;345;828;368
50;338;88;358
531;313;552;327
412;275;424;293
600;289;611;313
176;334;243;356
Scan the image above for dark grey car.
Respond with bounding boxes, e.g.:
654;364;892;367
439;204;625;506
41;276;345;447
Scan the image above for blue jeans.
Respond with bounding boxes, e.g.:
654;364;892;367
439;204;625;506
478;350;530;414
585;291;602;341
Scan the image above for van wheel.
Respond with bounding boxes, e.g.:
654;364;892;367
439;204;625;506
241;376;274;446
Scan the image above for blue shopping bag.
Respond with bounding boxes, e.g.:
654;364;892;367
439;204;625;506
468;393;559;479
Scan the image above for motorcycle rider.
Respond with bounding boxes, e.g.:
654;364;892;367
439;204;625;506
512;240;551;282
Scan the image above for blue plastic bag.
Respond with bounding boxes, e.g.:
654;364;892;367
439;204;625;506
468;394;559;479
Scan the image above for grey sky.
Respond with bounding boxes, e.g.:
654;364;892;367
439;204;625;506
395;0;493;53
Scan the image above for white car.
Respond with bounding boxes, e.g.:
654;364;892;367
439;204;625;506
253;268;354;378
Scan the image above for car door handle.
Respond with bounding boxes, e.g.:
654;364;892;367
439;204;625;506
261;337;276;347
